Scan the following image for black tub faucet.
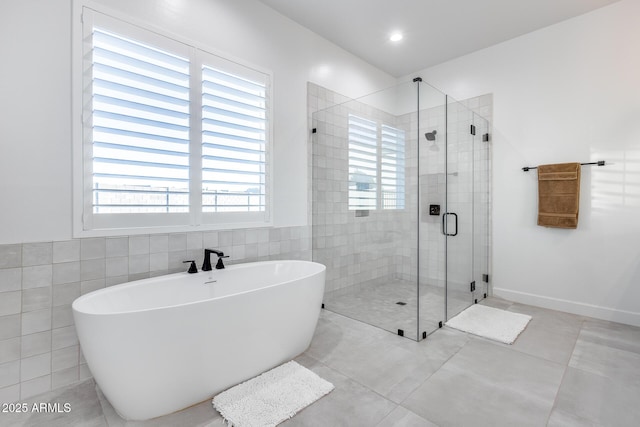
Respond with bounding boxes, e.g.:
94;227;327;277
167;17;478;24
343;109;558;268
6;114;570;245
182;260;198;274
202;249;229;271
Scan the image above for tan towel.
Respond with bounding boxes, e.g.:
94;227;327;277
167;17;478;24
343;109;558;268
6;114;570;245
537;163;581;228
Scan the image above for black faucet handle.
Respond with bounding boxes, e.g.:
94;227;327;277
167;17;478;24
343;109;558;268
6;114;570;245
215;255;229;270
183;260;198;274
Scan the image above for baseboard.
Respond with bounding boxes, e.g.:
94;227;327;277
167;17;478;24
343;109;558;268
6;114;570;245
493;287;640;327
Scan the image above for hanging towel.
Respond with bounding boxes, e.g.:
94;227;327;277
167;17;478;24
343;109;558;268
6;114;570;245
537;162;581;228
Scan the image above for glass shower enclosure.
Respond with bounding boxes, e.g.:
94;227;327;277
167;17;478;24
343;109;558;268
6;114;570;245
311;78;491;341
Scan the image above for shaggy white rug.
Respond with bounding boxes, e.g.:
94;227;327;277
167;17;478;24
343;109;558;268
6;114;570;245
445;304;532;344
212;361;334;426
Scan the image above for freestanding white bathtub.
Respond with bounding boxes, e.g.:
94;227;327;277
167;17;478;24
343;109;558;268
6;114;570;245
72;260;326;420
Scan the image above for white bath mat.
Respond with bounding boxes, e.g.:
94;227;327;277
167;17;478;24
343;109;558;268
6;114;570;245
212;360;334;426
445;304;532;344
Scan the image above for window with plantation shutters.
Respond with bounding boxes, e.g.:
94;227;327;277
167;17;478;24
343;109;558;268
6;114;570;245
77;8;271;233
381;124;405;209
201;65;267;213
91;28;191;214
348;114;405;211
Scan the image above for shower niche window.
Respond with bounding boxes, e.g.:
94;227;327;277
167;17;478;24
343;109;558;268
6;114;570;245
348;114;406;211
311;79;491;341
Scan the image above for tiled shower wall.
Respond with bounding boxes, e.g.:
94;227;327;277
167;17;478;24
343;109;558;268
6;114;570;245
309;82;492;297
308;83;412;294
0;226;310;402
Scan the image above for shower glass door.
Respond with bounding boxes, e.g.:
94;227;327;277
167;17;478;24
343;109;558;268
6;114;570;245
416;81;448;339
445;100;491;320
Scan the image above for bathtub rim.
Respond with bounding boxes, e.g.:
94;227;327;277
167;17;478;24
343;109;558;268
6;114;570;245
72;259;326;316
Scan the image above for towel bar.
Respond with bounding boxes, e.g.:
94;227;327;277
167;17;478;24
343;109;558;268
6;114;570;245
522;160;605;172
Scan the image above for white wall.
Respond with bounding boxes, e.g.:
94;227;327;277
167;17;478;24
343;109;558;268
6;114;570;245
414;0;640;326
0;0;395;244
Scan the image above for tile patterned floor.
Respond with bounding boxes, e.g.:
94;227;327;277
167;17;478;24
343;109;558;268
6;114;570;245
323;280;471;339
2;297;640;426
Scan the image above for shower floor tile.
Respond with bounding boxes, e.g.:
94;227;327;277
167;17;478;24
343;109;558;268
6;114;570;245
322;280;472;339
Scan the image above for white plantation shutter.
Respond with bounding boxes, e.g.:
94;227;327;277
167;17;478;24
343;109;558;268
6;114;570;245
91;28;191;214
348;115;405;211
381;125;405;209
201;64;267;213
79;8;271;232
348;115;378;210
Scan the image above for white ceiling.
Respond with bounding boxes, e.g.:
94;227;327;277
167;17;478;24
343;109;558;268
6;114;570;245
257;0;621;77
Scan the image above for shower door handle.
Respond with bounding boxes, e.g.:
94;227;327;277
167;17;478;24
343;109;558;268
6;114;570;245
442;212;458;236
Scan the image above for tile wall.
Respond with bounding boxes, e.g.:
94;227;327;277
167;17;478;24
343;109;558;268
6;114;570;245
309;82;492;297
0;226;310;402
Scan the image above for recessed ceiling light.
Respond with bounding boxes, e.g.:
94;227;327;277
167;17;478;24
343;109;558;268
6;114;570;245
390;32;403;42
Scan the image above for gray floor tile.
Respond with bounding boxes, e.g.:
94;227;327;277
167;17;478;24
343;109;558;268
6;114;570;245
401;339;565;427
578;317;640;355
282;358;396;427
504;303;584;365
375;406;438;427
550;366;640;427
569;338;640;384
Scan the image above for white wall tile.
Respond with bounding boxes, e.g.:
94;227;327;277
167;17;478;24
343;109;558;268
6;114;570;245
129;235;150;255
22;265;52;289
52;241;80;264
21;287;51;313
22;242;52;267
106;237;129;257
0;268;21;292
0;337;20;364
52;305;74;329
0;291;22;317
52;326;78;352
0;383;19;404
52;345;78;372
21;331;52;358
80;238;105;260
20;374;51;399
0;245;21;269
0;315;21;341
0;360;20;388
21;352;51;381
52;262;80;286
21;309;51;335
149;235;168;253
52;283;80;307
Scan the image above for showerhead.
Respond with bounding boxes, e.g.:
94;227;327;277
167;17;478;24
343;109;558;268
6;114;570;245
425;130;439;151
424;130;437;141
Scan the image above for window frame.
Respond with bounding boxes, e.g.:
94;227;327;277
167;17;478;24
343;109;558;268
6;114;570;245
72;3;273;237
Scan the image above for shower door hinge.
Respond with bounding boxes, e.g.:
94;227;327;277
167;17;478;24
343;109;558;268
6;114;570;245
483;274;489;283
438;321;443;328
470;124;476;135
312;128;317;133
470;281;476;292
397;329;404;337
483;133;490;142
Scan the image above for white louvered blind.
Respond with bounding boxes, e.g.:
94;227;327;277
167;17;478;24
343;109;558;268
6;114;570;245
347;115;406;211
381;124;405;209
80;9;271;232
348;115;378;210
201;65;267;213
91;28;191;213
